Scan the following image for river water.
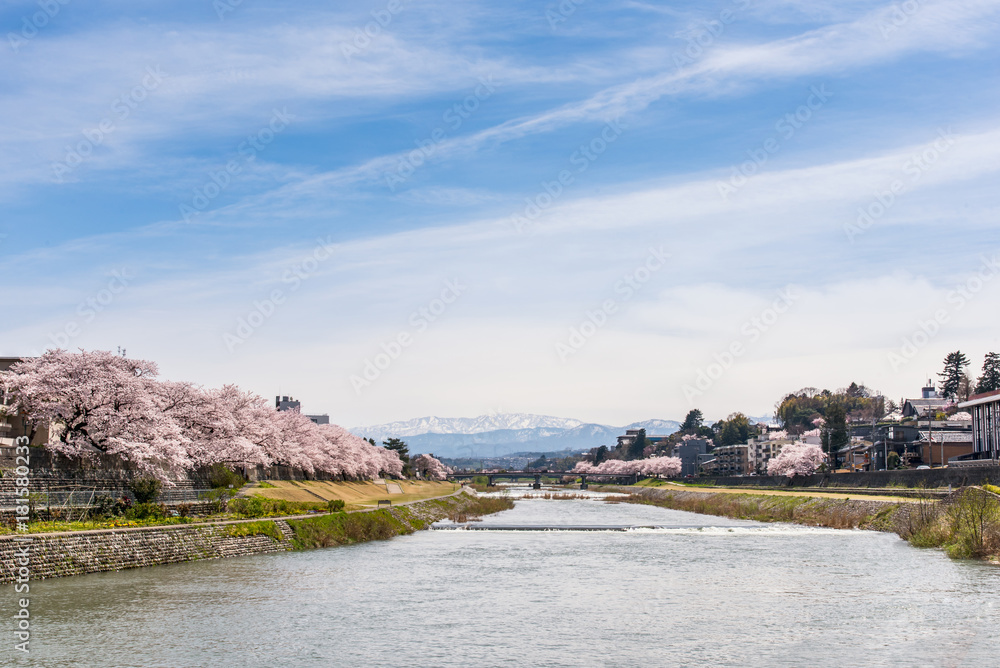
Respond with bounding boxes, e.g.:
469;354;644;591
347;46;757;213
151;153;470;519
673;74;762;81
15;488;1000;667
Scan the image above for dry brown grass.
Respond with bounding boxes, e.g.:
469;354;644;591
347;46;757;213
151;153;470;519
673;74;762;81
246;480;459;506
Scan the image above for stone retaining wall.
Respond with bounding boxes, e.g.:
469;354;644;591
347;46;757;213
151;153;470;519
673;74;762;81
0;520;293;584
0;490;476;583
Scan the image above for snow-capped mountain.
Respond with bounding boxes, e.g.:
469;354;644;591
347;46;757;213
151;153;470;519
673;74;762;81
350;413;585;441
351;414;682;458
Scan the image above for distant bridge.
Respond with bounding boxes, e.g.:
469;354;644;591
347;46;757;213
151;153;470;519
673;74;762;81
446;471;638;490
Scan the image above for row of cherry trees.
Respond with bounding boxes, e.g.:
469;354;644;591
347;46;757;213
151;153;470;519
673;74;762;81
573;455;682;478
0;350;403;482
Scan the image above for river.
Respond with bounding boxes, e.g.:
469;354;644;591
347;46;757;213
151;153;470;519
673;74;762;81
16;488;1000;667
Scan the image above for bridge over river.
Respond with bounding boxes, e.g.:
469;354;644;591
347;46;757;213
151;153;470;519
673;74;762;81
447;471;638;490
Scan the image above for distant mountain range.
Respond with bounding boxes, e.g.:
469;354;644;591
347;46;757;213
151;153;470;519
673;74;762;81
351;413;684;458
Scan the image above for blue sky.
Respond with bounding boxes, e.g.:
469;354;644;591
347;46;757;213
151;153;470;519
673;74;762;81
3;0;1000;427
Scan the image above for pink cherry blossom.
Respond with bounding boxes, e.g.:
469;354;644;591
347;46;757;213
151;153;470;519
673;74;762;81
1;349;405;482
766;441;824;478
411;453;450;480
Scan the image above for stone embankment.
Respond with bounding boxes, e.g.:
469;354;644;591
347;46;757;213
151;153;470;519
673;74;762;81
0;489;482;584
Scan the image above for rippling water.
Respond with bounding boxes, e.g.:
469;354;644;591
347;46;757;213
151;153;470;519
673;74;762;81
17;488;1000;667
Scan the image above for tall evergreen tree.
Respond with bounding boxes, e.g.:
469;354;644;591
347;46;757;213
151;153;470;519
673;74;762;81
627;429;647;460
977;352;1000;394
938;351;970;399
593;445;609;465
680;409;704;433
382;438;410;473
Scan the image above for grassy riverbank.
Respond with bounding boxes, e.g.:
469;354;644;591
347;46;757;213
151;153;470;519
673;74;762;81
287;494;514;549
2;482;461;535
608;486;1000;563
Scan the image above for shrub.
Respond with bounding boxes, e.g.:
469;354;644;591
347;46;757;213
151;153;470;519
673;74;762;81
128;502;167;521
229;497;266;518
129;477;162;503
327;499;345;512
945;488;1000;559
176;503;192;518
204;487;236;513
207;464;247;490
90;494;132;518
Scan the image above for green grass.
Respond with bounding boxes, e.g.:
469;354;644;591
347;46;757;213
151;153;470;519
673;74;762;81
287;509;411;549
221;520;283;542
11;516;195;534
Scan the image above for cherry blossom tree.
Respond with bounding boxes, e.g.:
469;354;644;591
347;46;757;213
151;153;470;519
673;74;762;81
767;441;825;478
0;349;189;480
411;453;450;480
638;456;682;478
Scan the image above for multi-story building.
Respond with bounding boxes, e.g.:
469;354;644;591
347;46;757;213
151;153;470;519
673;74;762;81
958;390;1000;463
275;395;330;425
615;429;672;451
675;438;711;477
712;443;750;476
748;437;791;474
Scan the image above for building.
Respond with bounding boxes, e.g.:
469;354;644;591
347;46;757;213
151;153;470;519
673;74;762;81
0;357;49;447
918;429;973;467
748;436;791;474
275;395;330;425
675;438;711;477
615;429;671;451
958;390;1000;463
712;443;751;476
901;380;950;418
